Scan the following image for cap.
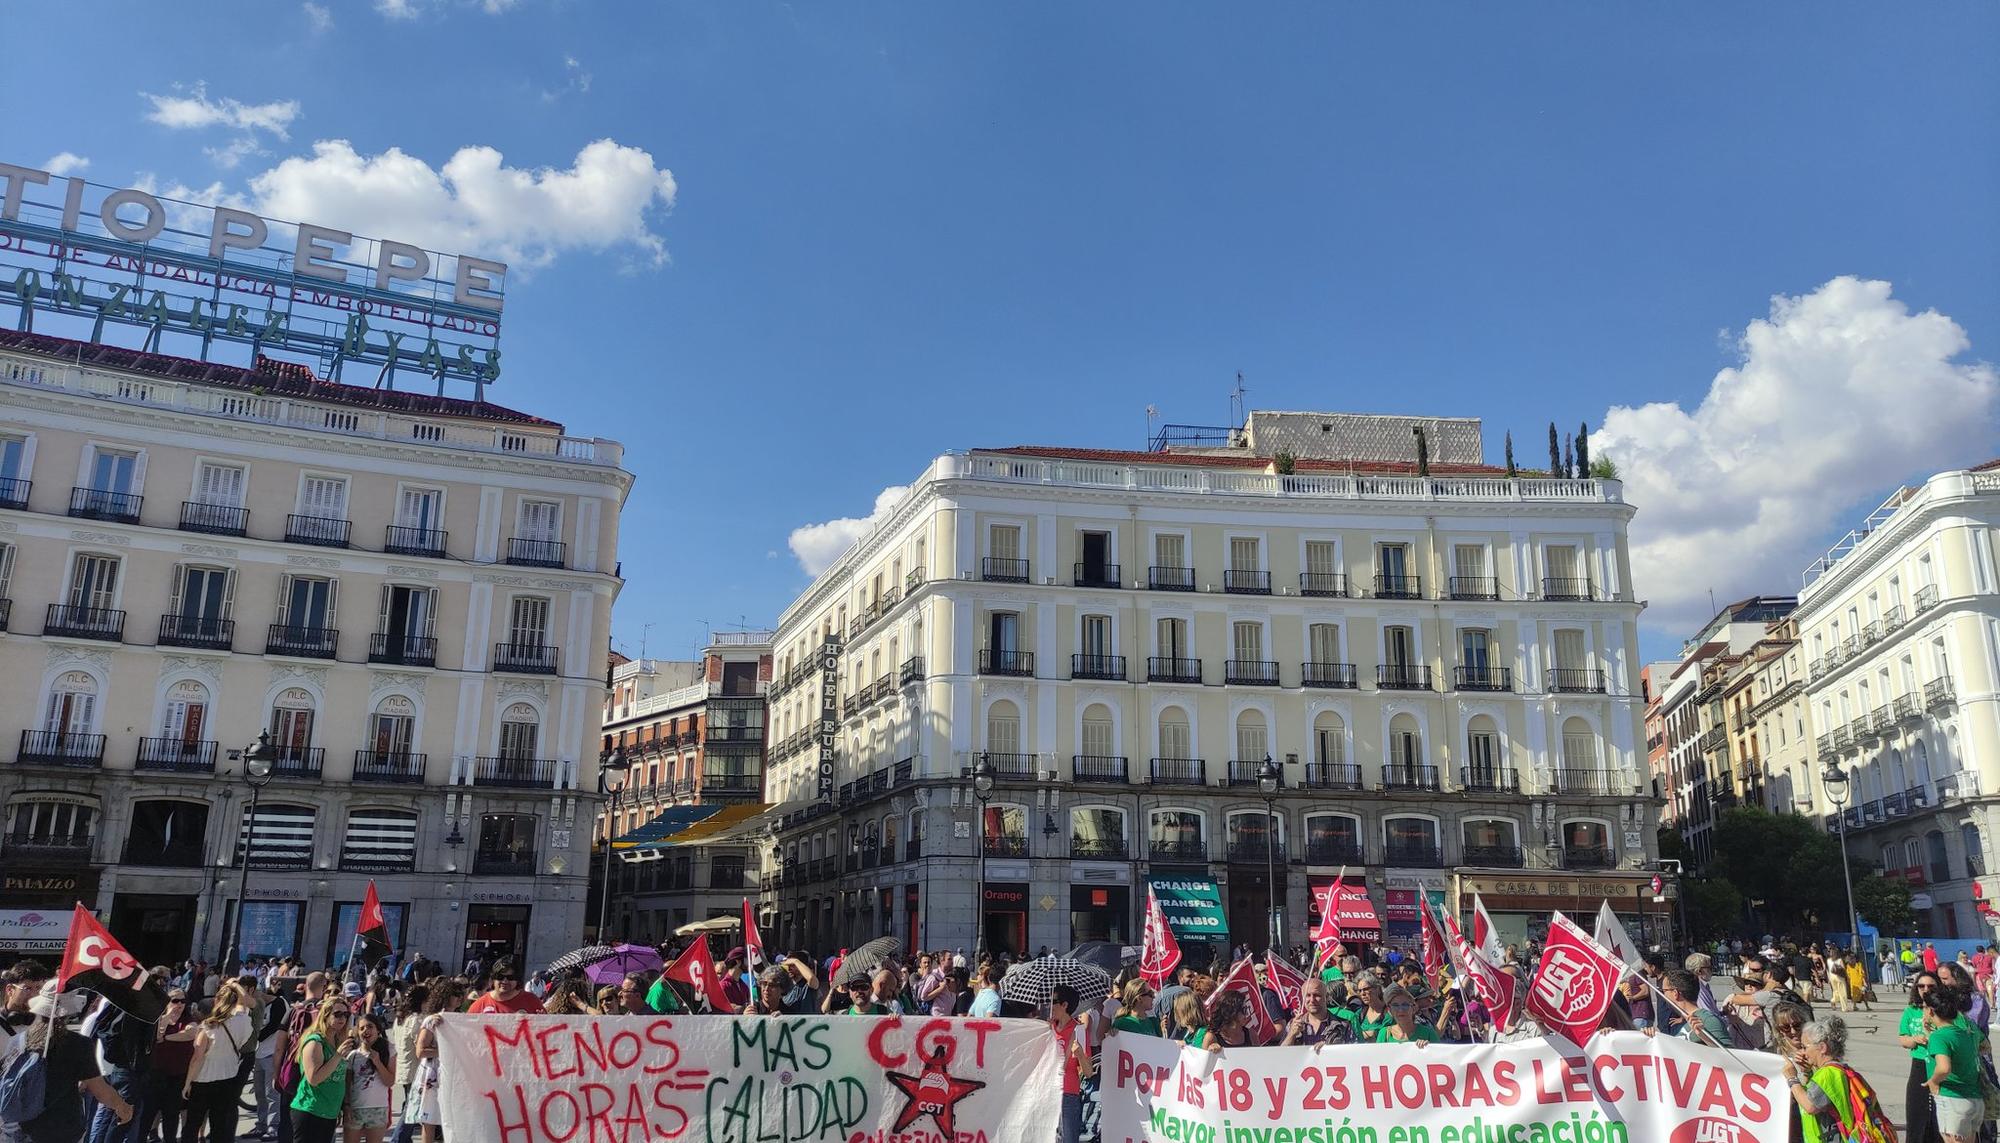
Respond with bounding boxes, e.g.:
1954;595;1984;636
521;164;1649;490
28;979;87;1020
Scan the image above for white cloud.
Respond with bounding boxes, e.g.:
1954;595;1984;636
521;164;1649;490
42;153;89;177
141;83;300;139
375;0;420;19
480;0;520;11
243;138;677;268
1597;276;2000;636
203;137;264;171
788;486;912;576
302;2;333;33
542;55;592;102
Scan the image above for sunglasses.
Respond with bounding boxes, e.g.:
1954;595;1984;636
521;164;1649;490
493;976;519;983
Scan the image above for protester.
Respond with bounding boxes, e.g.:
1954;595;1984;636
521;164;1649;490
1658;969;1727;1047
1376;985;1440;1045
1920;984;1982;1143
402;980;462;1143
1107;980;1156;1036
1048;984;1092;1143
287;1003;352;1143
1898;972;1943;1143
346;1012;398;1143
744;962;819;1016
1153;968;1193;1037
1350;975;1394;1042
542;973;598;1015
1935;962;1988;1032
968;964;1003;1018
1280;977;1351;1045
467;959;544;1014
133;988;198;1143
12;980;132;1142
1195;990;1252;1050
1169;992;1206;1047
273;971;330;1143
389;984;429;1142
1782;1016;1893;1143
595;985;623;1015
183;980;254;1143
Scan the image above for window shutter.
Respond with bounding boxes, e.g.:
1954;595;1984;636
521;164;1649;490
220;569;236;619
1229;538;1258;571
1305;541;1336;576
167;564;186;616
1455;545;1485;580
1232;622;1261;661
0;543;13;597
1082;718;1113;758
324;578;339;629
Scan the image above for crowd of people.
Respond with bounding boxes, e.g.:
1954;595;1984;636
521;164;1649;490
4;935;1998;1143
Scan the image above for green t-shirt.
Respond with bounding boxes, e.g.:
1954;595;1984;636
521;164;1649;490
1354;1009;1394;1042
1926;1018;1983;1099
1373;1023;1439;1043
1112;1015;1156;1036
1900;1006;1933;1060
289;1034;348;1120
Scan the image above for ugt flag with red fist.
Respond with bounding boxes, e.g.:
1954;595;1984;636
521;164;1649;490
1527;912;1627;1046
1138;888;1182;989
59;904;167;1022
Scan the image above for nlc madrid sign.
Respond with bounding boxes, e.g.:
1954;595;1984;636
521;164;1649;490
0;159;506;393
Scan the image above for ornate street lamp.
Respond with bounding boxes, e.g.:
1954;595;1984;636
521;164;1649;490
972;754;994;958
1820;762;1862;947
1258;754;1282;950
223;732;277;974
597;749;630;940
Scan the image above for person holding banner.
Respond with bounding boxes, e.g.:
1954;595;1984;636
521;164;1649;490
1049;984;1094;1143
1194;990;1255;1050
1348;975;1394;1042
1374;985;1443;1044
1278;977;1352;1046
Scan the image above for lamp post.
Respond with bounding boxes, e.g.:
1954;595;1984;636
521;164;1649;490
597;749;630;941
223;732;277;974
1258;754;1282;951
1822;763;1863;948
972;754;994;958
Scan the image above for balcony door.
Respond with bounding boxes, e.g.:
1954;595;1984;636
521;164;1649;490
43;673;97;736
301;475;347;520
91;449;138;494
161;680;209;749
272;692;314;754
284;577;337;631
1309;623;1340;665
1080;614;1111;658
1079;531;1110;580
69;554;119;610
988;611;1019;654
1461;629;1491;674
519;500;560;543
499;709;540;761
1377;543;1408;581
1385;625;1415;670
1156;617;1188;659
510;596;549;650
1228;537;1259;574
195;462;245;508
380;584;435;641
1232;621;1264;664
1154;533;1186;570
1465;718;1499;785
371;700;415;758
1553;629;1587;672
396;488;442;532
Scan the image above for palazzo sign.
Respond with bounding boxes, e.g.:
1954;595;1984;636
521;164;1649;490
0;160;505;391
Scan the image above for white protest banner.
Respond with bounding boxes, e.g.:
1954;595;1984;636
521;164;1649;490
1100;1028;1786;1143
439;1013;1063;1143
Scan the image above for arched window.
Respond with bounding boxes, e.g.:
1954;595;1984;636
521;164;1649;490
1150;810;1206;860
5;797;94;856
1157;707;1193;773
1233;709;1268;765
1465;714;1502;789
239;803;315;869
1383;816;1439;864
1904;839;1920;875
1462;818;1521;866
1070;807;1128;859
270;687;316;762
879;815;897;862
1302;814;1360;864
43;671;99;740
985;700;1021;759
981;803;1027;857
1563;821;1613;869
1964;824;1985;878
1887;748;1907;796
1560;717;1598;775
1312;711;1347;771
1079;703;1116;767
1912;741;1933;788
1387;713;1424;784
369;695;417;762
498;702;540;760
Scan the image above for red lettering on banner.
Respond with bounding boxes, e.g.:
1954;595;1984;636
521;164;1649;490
1664;1057;1700;1106
1591;1055;1624;1101
1424;1063;1460;1108
641;1021;681;1075
1618;1053;1655;1100
1739;1073;1773;1121
868;1018;907;1068
485;1086;535;1143
482;1020;536;1078
1461;1061;1493;1105
1491;1060;1521;1105
1698;1068;1739;1117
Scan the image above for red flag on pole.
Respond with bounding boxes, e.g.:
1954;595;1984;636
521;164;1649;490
1138;887;1183;990
665;937;732;1012
1526;912;1627;1047
741;898;766;971
1310;870;1347;943
1263;951;1307;1011
356;881;392;970
1311;939;1341;977
1418;897;1449;983
1440;903;1516;1033
1206;956;1279;1045
58;904;166;1022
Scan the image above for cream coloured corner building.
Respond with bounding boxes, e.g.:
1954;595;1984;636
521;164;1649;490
761;413;1664;957
1796;460;2000;938
0;330;630;969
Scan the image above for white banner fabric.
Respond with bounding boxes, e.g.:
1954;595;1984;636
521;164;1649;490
1099;1028;1786;1143
438;1013;1064;1143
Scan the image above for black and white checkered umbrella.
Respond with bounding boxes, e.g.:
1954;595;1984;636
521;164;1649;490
835;936;905;987
1000;957;1113;1013
547;944;618;972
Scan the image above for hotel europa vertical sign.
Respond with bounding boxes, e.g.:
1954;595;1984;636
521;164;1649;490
817;636;843;799
0;159;505;395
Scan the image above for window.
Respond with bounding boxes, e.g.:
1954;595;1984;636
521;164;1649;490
1453;544;1487;583
1312;712;1346;766
1228;537;1260;572
0;542;13;597
989;524;1021;561
0;436;27;482
1070;808;1127;857
1079;530;1112;580
1080;707;1115;758
984;701;1021;756
1305;541;1338;577
1158;709;1192;759
1384;817;1438;854
498;703;540;760
301;475;348;520
1154;533;1186;569
342;808;418;873
90;448;139;494
1461;628;1493;673
68;553;119;610
167;565;233;639
1150;810;1205;849
1384;625;1416;668
1927;830;1951;883
1232;621;1264;662
194;462;245;507
1546;544;1580;584
1565;821;1610;852
509;596;550;648
1233;710;1267;763
1466;715;1501;784
1227;811;1280;853
982;804;1026;843
379;584;435;640
43;672;97;735
1553;629;1587;671
988;611;1020;653
271;688;315;754
1965;825;1985;877
477;813;537;860
1304;814;1360;859
281;576;337;630
237;803;315;868
6;800;93;846
1308;623;1340;663
369;696;416;758
1080;614;1112;658
1377;542;1409;580
518;499;561;542
1388;714;1423;771
159;679;209;746
1561;718;1599;771
1463;818;1518;853
1156;617;1188;658
396;487;443;531
122;801;206;867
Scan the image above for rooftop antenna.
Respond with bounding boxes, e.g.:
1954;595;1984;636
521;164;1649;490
637;622;655;660
1708;588;1717;616
1145;404;1160;450
1229;372;1248;443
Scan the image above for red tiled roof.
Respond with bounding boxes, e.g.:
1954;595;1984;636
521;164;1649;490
1973;457;2000;473
984;444;1516;476
0;329;559;428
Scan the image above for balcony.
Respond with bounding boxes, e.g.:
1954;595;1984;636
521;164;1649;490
505;537;567;568
1894;693;1921;723
1915;584;1939;612
1697;726;1728;753
981;556;1030;583
1302;662;1358;689
0;477;28;510
1224;569;1272;595
1148;656;1202;683
1448;576;1499;601
285;513;350;548
1383;842;1445;868
352;750;427;784
1303;762;1364;790
369;633;438;668
1382;763;1440;791
1554;769;1623;796
384;525;447;558
1462;844;1525;868
1299;572;1349;597
157;614;233;651
1;834;93;863
0;598;8;633
473;848;538;876
899;656;925;685
1547;668;1608;693
45;604;124;642
1071;653;1126;681
472;756;559;789
1149;758;1207;786
1148;566;1195;592
1377;664;1432;690
1454;665;1512;691
1073;562;1121;589
701;771;763;796
1225;761;1278;787
266;624;338;659
978;648;1034;677
1564;846;1617;870
1871;706;1894;734
1225;659;1280;686
69;487;142;524
1305;839;1365;865
1853;718;1879;746
269;747;326;780
706;724;765;744
1830;727;1852;751
1543;577;1597;602
1459;766;1520;793
494;642;559;674
982;836;1028;858
1227;839;1285;863
1925;677;1955;712
1374;573;1422;599
17;730;106;768
179;500;248;537
1070;838;1129;860
135;738;217;774
978;752;1037;780
1149;839;1209;863
1072;755;1129;783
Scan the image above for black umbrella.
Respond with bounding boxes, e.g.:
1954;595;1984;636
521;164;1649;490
1066;942;1133;976
835;935;904;987
1000;957;1113;1013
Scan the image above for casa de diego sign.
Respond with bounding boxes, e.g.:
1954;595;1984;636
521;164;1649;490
0;159;506;392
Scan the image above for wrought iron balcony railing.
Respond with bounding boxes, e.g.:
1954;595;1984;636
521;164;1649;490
505;537;567;568
285;513;350;548
1148;565;1195;591
1071;654;1126;681
45;604;124;641
1301;662;1358;688
978;649;1034;676
353;750;427;784
267;624;338;659
1298;572;1349;597
494;642;559;674
180;500;248;536
1073;562;1121;589
1223;569;1271;595
158;614;233;651
369;633;437;667
1454;665;1511;691
1148;656;1202;683
981;556;1030;583
1149;758;1207;786
384;525;447;558
135;737;217;773
1072;755;1129;783
1225;659;1279;686
69;487;142;524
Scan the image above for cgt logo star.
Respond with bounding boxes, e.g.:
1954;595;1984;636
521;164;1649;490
886;1046;986;1138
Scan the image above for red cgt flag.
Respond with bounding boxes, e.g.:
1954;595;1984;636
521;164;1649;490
1263;950;1307;1011
741;899;765;971
1138;888;1182;990
1527;912;1627;1047
1206;956;1279;1045
665;937;733;1012
59;904;166;1022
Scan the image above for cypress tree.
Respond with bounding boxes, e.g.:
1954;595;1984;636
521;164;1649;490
1577;421;1591;475
1548;423;1561;475
1504;432;1517;478
1563;434;1574;478
1414;427;1430;476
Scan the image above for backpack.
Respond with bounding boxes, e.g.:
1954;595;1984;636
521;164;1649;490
1831;1065;1898;1143
0;1042;47;1124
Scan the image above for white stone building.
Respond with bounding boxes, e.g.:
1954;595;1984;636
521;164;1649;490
0;330;631;970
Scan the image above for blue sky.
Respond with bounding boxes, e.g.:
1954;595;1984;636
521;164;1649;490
7;1;1997;662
